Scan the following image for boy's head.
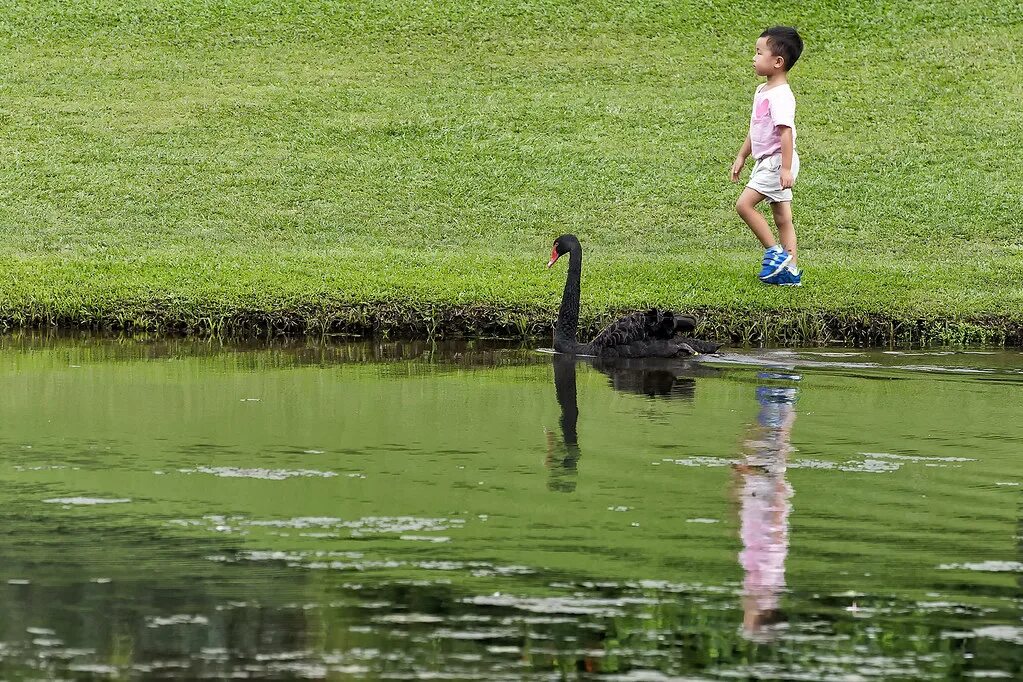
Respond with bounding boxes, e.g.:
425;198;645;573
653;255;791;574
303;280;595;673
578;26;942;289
755;26;803;74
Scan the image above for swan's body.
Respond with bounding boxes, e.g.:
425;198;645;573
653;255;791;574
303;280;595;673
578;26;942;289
547;234;721;357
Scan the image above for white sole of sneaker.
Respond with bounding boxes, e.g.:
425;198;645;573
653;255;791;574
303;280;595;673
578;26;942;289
760;275;801;287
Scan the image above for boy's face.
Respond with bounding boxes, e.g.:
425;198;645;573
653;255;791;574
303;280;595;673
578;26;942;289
753;37;783;76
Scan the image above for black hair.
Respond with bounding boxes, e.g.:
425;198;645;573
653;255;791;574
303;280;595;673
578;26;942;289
760;26;803;71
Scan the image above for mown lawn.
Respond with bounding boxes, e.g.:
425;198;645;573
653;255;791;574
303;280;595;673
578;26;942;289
0;1;1020;341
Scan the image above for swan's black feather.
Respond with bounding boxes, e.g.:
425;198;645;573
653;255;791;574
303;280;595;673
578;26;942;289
589;309;697;349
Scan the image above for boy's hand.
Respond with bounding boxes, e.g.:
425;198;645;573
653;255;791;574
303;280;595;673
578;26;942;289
780;168;794;188
730;158;745;182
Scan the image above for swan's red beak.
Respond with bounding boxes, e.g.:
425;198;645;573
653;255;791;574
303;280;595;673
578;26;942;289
547;246;560;269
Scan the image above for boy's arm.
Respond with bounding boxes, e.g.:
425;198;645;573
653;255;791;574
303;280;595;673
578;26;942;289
778;126;794;188
731;135;752;182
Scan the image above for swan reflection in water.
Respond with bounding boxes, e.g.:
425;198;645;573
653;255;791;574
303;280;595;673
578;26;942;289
544;353;718;492
733;373;799;642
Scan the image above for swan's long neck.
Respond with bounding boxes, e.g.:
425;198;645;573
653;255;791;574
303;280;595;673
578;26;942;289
554;244;584;352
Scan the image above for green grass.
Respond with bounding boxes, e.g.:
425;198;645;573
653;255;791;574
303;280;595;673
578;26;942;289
0;1;1021;343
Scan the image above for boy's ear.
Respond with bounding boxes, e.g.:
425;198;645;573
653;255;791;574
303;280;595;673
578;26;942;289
774;54;785;70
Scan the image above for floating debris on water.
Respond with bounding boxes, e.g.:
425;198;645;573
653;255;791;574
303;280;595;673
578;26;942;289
68;664;120;675
176;467;337;480
805;352;865;357
863;452;976;463
373;614;444;624
27;627;56;635
146;615;210;628
429;627;519;640
43;497;131;505
662;456;736;467
662;453;971;474
399;535;451;543
972;626;1023;645
939;561;1023;573
463;594;658;616
32;637;64;647
172;514;467;541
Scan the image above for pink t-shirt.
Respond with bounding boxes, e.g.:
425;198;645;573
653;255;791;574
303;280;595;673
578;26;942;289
749;83;796;160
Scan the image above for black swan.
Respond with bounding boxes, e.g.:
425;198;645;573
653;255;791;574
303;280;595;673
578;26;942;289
546;234;722;357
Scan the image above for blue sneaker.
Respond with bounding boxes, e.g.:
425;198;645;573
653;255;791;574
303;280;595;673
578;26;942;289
763;266;802;287
758;245;791;280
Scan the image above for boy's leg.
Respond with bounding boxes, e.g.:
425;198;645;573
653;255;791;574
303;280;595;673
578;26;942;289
735;187;776;249
770;201;797;267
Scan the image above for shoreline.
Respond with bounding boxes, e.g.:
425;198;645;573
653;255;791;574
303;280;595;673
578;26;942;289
2;301;1019;347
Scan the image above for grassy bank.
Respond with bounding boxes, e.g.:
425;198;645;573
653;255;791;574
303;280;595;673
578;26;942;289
0;1;1021;344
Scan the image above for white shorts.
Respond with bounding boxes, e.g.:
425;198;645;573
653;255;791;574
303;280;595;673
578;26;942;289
747;152;799;203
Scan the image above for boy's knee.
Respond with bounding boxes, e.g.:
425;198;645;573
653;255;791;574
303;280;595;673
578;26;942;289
772;211;794;229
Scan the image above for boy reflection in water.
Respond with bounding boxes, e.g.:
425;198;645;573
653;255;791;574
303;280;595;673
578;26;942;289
733;376;797;641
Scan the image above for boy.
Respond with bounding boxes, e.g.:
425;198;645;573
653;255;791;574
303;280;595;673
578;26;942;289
731;26;804;286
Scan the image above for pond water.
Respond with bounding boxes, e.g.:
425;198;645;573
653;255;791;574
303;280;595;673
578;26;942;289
1;334;1021;680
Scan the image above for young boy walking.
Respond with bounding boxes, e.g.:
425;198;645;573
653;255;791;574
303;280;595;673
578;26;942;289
731;26;804;286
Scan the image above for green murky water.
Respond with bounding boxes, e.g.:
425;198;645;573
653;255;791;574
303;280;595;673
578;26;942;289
1;334;1021;680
